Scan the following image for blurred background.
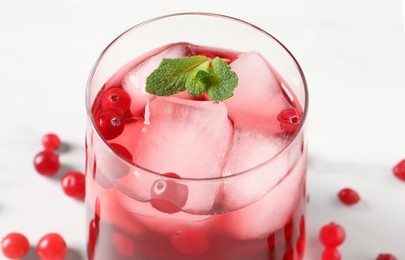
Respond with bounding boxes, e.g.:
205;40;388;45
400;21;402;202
0;0;404;259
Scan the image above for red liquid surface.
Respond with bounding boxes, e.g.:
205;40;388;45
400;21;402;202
87;43;306;260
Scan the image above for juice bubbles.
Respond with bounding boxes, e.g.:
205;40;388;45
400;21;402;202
86;14;308;260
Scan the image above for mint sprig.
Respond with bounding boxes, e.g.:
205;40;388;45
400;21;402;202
146;56;238;101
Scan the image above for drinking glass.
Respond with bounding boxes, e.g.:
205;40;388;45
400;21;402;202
85;12;308;260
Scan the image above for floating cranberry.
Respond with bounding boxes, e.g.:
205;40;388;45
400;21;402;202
1;233;30;259
110;143;133;161
277;109;300;133
150;173;188;214
376;253;397;260
319;223;346;247
322;247;341;260
61;171;86;200
95;110;125;140
296;235;305;257
101;88;131;113
171;230;209;256
111;232;136;257
34;150;60;176
338;188;360;205
36;233;67;260
42;133;61;151
393;159;405;181
87;220;98;260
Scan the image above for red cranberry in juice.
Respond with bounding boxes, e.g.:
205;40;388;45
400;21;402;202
34;150;60;176
338;188;360;205
277;108;300;133
1;233;30;259
150;173;188;214
319;223;346;247
101;88;131;113
36;233;67;260
42;133;61;150
95;110;125;140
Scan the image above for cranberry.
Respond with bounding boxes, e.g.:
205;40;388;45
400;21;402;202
42;133;61;150
322;247;341;260
277;108;300;133
111;232;136;257
296;235;305;257
282;247;294;260
393;159;405;181
101;88;131;113
34;150;60;176
319;223;346;247
36;233;67;260
109;143;133;161
150;173;188;214
338;188;360;205
95;110;125;140
1;233;30;259
61;171;86;200
171;230;209;256
87;220;98;260
377;253;398;260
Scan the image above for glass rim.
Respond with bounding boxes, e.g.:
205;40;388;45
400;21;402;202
85;12;309;182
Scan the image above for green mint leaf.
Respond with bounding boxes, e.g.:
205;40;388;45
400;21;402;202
146;55;238;101
146;56;208;96
185;60;211;96
205;57;238;101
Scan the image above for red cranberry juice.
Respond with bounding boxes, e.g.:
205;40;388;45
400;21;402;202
86;43;307;260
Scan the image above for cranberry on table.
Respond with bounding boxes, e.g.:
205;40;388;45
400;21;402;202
94;110;125;140
392;159;405;181
61;171;86;200
319;222;346;247
322;247;341;260
42;133;61;150
376;253;397;260
1;233;30;259
36;233;67;260
101;88;131;113
338;188;360;205
34;150;60;176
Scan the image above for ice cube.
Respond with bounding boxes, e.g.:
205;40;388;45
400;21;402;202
224;52;293;134
134;96;231;179
223;129;285;176
220;129;289;211
130;96;232;212
122;43;196;116
219;152;306;240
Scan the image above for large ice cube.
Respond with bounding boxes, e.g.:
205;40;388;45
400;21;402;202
220;129;290;211
224;52;293;134
223;129;285;176
219;151;306;240
122;43;196;116
129;96;232;212
134;96;231;179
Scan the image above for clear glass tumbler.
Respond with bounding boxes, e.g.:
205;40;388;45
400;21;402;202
85;13;308;260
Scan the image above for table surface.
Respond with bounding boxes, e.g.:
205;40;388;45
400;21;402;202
1;0;405;259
